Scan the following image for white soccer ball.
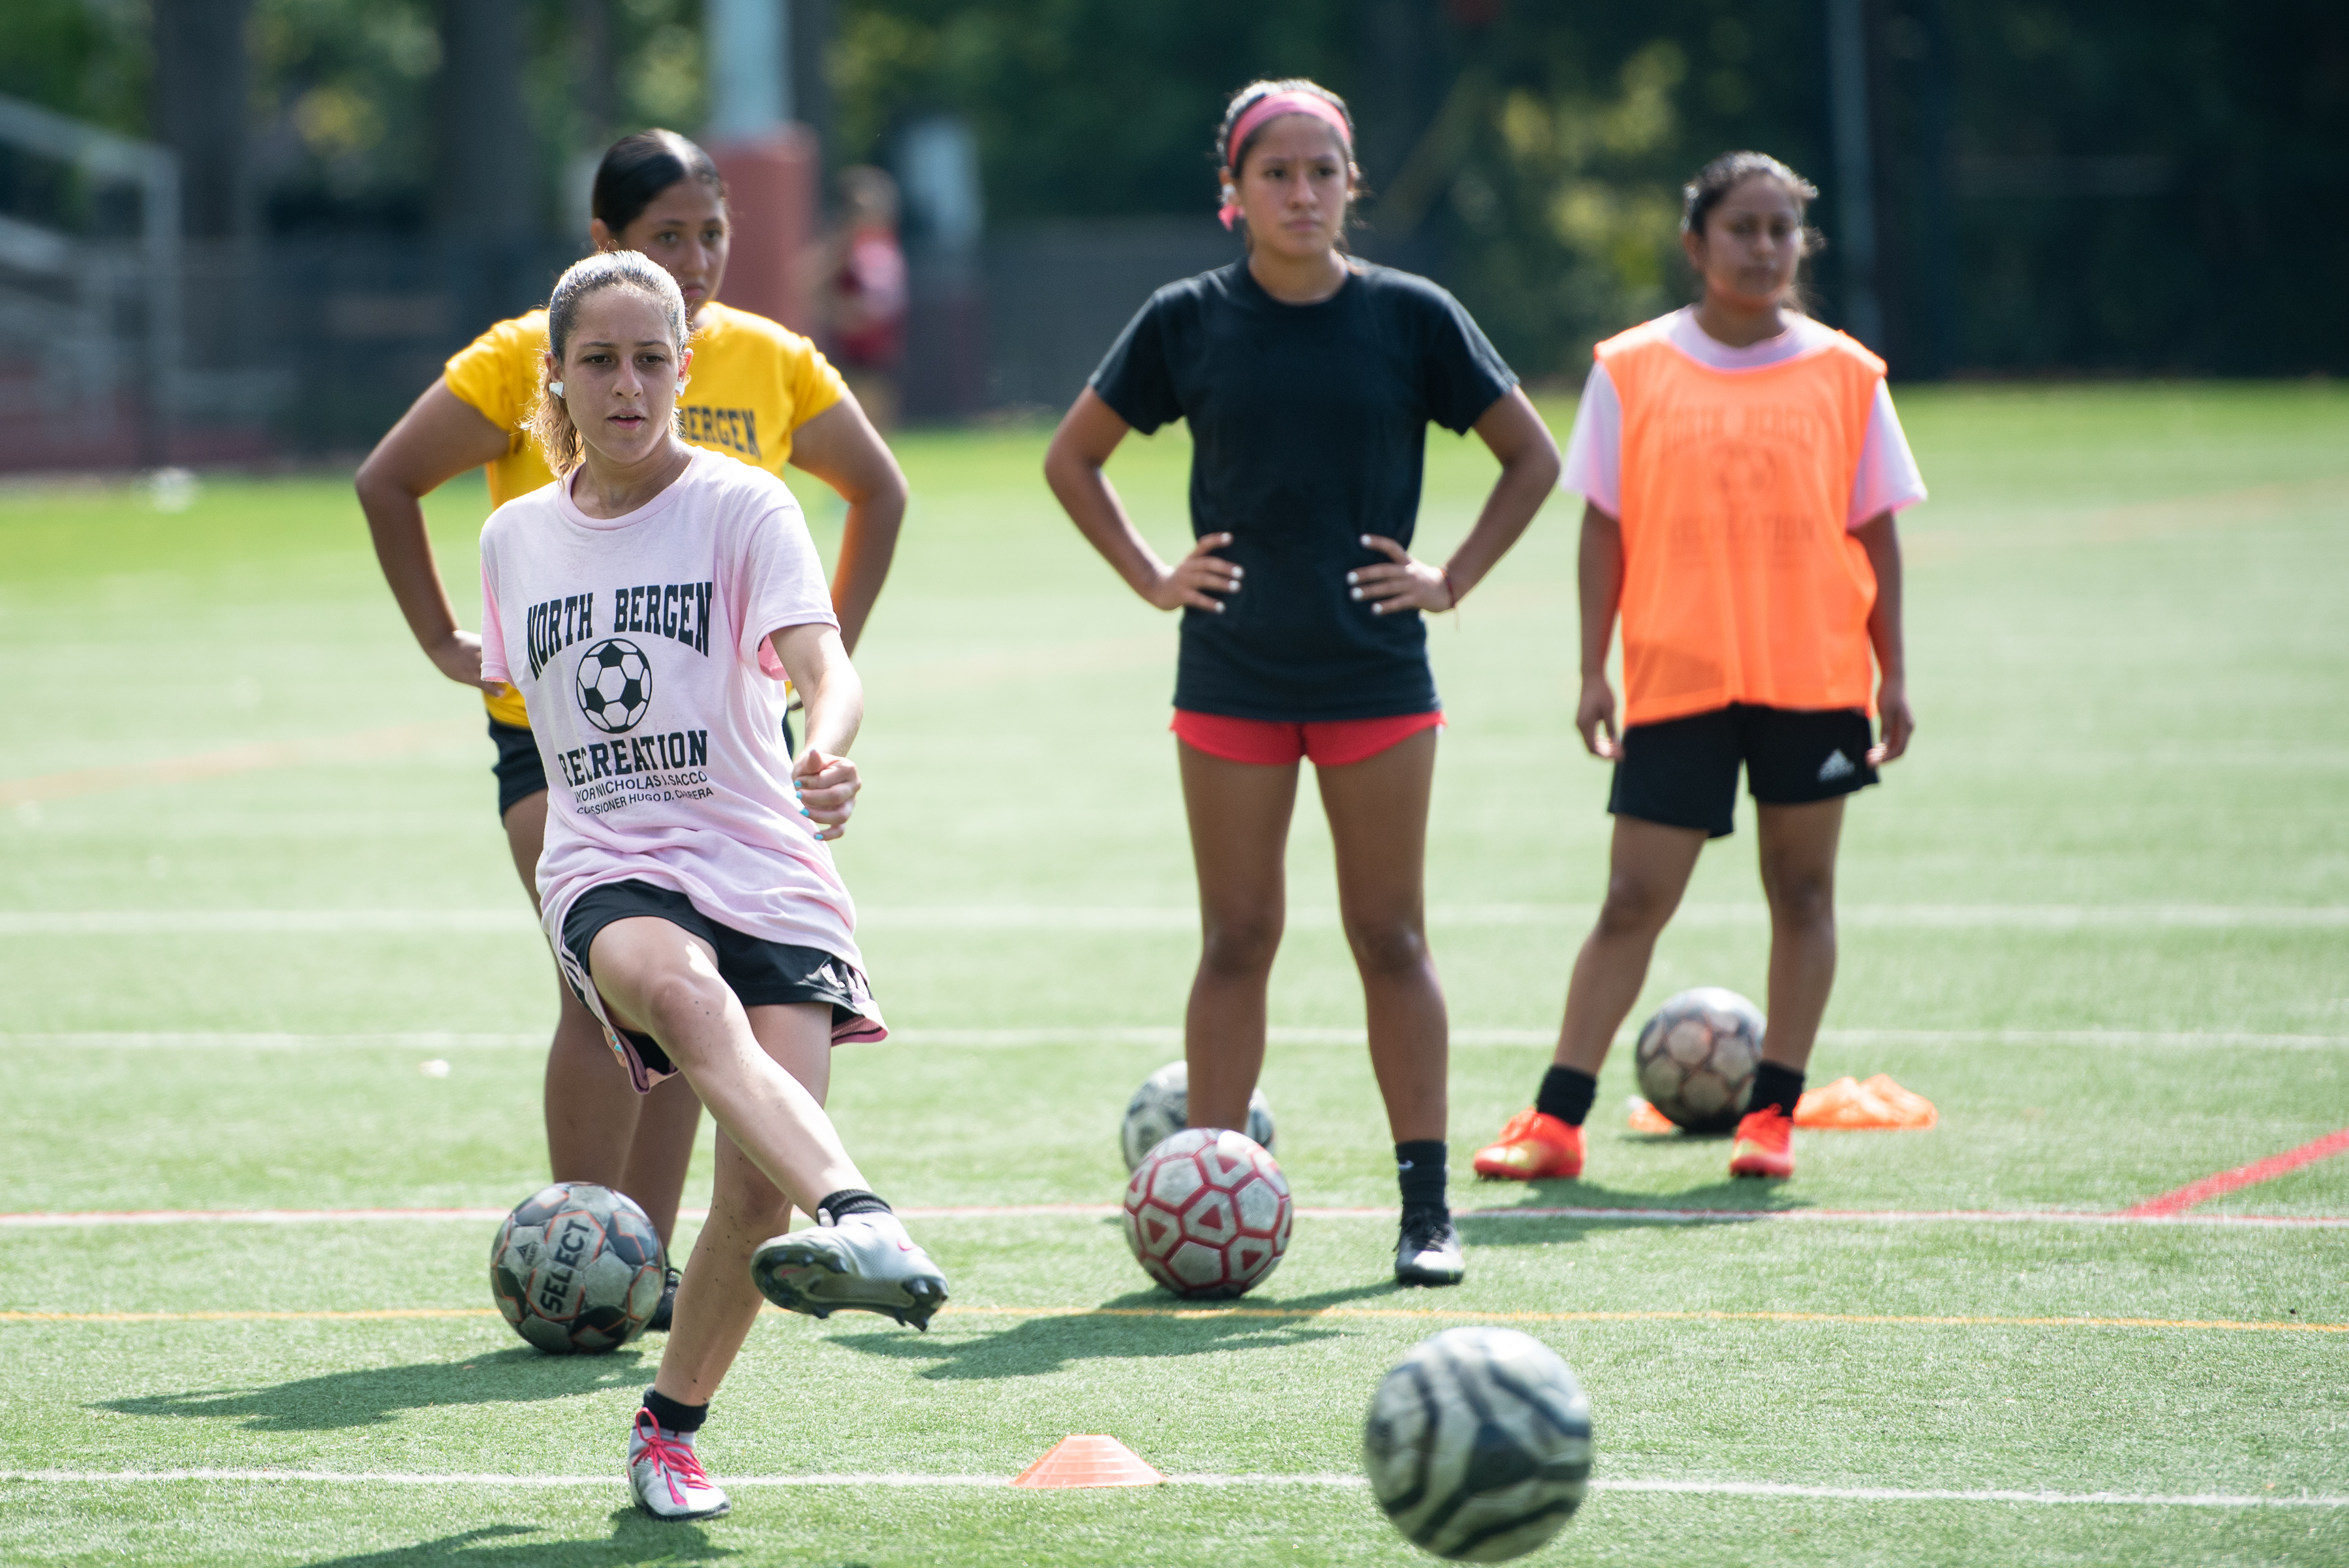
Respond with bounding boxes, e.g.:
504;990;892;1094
1120;1127;1292;1299
1120;1060;1275;1172
1633;986;1765;1133
489;1182;666;1354
1364;1327;1594;1562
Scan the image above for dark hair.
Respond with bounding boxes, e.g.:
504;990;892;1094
1681;151;1822;311
1681;150;1820;240
527;251;692;475
1216;78;1354;176
592;129;726;236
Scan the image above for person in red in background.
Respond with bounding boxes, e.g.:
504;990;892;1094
1472;151;1921;1188
815;166;908;431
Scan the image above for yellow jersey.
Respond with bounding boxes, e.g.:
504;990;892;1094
444;300;847;727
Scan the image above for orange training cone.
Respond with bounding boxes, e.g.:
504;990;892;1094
1011;1435;1166;1488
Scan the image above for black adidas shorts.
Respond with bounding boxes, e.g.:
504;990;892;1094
490;713;795;822
559;880;874;1077
1608;703;1878;838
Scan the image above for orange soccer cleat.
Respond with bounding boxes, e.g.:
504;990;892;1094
1728;1105;1796;1179
1471;1110;1586;1181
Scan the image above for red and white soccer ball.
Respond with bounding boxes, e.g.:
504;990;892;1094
1634;986;1766;1133
1122;1128;1293;1299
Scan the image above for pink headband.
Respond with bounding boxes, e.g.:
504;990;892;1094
1218;91;1353;230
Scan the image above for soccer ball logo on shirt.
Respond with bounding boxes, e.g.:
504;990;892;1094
576;639;653;733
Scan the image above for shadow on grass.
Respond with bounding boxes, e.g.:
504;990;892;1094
1456;1177;1813;1249
827;1281;1400;1380
98;1345;653;1432
296;1512;761;1567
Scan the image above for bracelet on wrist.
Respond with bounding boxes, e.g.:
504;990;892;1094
1439;568;1458;610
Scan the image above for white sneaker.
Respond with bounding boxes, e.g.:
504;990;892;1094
1395;1208;1466;1287
749;1211;950;1329
627;1407;729;1521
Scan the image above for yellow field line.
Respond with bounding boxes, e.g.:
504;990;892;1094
942;1304;2347;1335
4;1304;2338;1334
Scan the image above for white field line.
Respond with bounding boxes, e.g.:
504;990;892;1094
1;903;2344;936
5;1204;2342;1231
4;1027;2344;1053
0;1469;2341;1508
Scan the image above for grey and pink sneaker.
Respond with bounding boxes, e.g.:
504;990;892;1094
627;1408;729;1521
748;1212;949;1330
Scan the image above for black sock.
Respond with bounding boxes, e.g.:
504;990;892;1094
641;1387;707;1436
817;1189;892;1224
1395;1141;1448;1215
1750;1062;1805;1120
1535;1066;1599;1127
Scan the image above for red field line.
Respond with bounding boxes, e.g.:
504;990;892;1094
2123;1128;2349;1218
5;1203;2348;1229
0;720;473;807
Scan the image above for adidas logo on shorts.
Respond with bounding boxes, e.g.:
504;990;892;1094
1817;749;1857;782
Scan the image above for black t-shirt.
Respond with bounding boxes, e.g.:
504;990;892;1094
1090;260;1516;721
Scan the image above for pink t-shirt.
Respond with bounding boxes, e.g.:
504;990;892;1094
1561;307;1927;527
479;448;881;1054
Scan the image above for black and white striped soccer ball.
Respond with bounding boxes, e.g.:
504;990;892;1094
575;638;652;734
1633;986;1766;1133
1120;1060;1276;1172
490;1182;666;1355
1363;1327;1595;1562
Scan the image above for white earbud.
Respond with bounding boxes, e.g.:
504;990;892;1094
1221;183;1238;204
548;381;566;398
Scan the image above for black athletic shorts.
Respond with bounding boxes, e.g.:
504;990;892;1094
559;880;876;1077
491;713;795;820
1608;703;1879;838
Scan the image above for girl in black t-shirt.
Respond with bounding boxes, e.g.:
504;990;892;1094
1045;78;1560;1288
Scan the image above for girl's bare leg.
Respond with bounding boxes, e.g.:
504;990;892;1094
1550;816;1709;1075
1177;743;1300;1132
1753;797;1847;1073
1315;730;1447;1143
584;918;864;1227
506;788;705;1245
649;1002;832;1405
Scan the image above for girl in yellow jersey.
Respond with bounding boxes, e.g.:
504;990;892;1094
356;131;907;1326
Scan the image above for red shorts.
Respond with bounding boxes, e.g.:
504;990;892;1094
1171;709;1444;767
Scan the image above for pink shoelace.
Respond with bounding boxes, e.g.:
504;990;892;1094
632;1408;714;1504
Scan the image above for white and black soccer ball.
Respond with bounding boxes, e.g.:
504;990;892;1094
490;1182;666;1355
1364;1327;1594;1563
574;638;652;734
1120;1060;1275;1173
1633;986;1766;1133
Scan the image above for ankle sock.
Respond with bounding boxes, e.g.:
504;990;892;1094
1535;1066;1599;1127
1750;1062;1805;1120
641;1387;707;1436
817;1189;893;1224
1395;1141;1448;1214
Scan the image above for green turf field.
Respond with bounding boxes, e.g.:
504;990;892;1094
3;382;2346;1566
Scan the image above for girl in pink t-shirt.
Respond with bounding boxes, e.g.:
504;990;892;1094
478;250;945;1523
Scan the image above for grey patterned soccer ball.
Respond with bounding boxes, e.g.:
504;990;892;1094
1633;986;1766;1133
1120;1060;1275;1172
1364;1327;1595;1562
489;1182;665;1355
575;638;652;734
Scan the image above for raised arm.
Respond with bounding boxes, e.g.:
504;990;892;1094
1043;388;1241;613
1348;386;1560;615
786;395;908;654
354;378;514;692
769;621;864;840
